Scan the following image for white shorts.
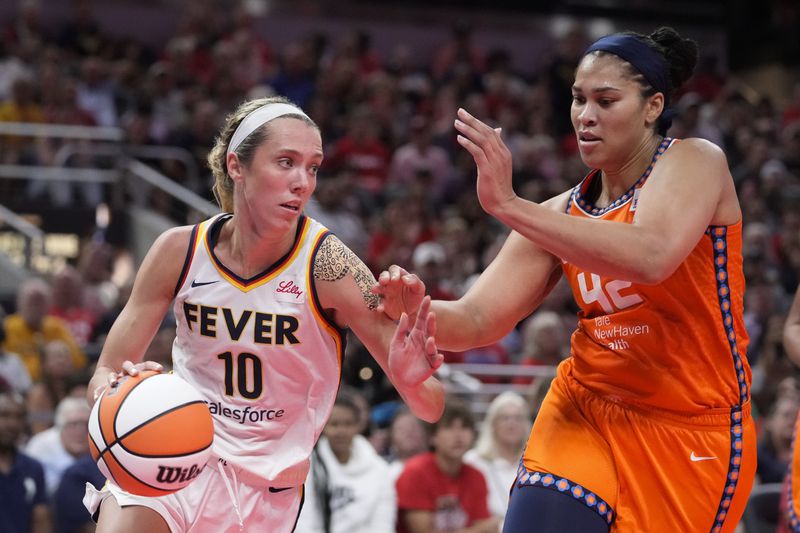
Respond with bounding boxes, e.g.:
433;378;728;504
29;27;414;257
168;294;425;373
83;457;304;533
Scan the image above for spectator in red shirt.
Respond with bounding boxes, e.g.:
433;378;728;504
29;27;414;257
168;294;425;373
49;265;98;349
396;398;498;533
326;106;391;196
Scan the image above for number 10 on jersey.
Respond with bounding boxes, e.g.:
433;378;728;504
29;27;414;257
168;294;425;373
217;351;263;399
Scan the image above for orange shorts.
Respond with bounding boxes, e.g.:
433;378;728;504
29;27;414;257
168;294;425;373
519;361;756;532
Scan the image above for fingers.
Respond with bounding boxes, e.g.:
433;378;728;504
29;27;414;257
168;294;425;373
455;108;495;138
392;312;410;346
426;308;437;338
412;296;432;333
121;360;137;375
142;361;164;372
424;337;443;371
117;360;163;380
455;108;502;145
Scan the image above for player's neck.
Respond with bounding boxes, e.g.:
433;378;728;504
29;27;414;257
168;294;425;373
221;216;297;278
599;134;662;201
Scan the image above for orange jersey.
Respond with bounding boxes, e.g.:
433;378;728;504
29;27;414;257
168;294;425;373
788;413;800;532
562;138;750;412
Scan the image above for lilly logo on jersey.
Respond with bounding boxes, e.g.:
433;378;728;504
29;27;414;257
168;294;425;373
276;280;303;299
156;464;202;484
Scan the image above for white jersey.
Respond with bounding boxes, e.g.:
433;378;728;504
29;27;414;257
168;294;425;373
172;213;345;486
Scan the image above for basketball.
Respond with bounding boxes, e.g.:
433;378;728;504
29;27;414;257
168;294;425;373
87;371;215;497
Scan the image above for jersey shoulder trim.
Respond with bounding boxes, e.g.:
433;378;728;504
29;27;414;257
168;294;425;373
173;222;203;296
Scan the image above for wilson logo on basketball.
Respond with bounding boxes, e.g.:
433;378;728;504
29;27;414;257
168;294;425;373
156;464;202;484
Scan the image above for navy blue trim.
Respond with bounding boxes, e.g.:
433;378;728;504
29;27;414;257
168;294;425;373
308;232;348;388
516;460;615;526
707;226;748;405
709;406;745;532
308;232;348;339
207;214;308;285
173;224;200;297
788;420;800;532
573;137;671;216
290;484;306;532
565;184;580;213
706;225;748;532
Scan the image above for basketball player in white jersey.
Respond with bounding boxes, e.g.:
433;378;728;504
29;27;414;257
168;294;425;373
83;96;445;533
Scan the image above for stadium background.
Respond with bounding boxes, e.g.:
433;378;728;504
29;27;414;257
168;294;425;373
0;0;798;530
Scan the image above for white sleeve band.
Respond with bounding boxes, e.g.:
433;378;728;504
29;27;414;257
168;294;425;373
226;103;310;155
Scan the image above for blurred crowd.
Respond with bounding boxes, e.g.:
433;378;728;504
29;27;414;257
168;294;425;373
1;0;800;531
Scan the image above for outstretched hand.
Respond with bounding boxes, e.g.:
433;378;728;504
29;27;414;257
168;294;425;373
454;107;516;215
372;265;426;321
389;296;444;388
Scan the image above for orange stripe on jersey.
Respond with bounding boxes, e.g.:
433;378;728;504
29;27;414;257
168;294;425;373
306;230;346;374
562;138;750;412
204;216;312;293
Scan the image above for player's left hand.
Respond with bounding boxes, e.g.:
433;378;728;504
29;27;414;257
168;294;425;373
454;107;516;215
388;296;444;388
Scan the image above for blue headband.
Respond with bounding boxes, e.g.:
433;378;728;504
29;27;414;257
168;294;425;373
584;34;670;104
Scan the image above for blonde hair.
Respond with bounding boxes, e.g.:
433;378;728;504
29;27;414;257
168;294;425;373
207;96;318;213
474;391;531;461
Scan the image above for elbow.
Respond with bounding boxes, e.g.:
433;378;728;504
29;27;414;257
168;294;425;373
409;391;444;424
417;405;444;424
628;262;672;286
784;328;800;367
635;266;673;286
631;242;680;285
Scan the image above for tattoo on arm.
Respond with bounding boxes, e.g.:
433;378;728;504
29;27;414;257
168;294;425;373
314;235;380;309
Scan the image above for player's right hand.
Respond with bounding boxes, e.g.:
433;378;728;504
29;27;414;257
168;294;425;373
372;265;426;322
94;360;164;402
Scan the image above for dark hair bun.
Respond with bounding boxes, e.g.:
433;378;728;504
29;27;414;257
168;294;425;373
649;27;698;90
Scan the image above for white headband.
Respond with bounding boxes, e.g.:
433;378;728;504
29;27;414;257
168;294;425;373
226;103;310;155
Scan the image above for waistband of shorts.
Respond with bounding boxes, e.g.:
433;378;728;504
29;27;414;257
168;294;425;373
558;361;751;429
208;453;307;489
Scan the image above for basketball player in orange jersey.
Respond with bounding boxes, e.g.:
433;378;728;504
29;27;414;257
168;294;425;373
376;27;755;532
783;287;800;532
82;96;445;533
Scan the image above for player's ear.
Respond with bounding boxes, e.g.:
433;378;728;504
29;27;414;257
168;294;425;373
227;152;244;184
644;93;664;127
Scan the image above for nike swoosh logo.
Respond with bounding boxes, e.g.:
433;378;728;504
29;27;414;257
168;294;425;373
191;280;219;288
268;486;292;493
690;452;717;462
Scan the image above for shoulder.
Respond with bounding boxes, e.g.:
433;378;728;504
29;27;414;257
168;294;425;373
24;429;56;455
462;449;489;470
400;452;434;476
15;451;45;475
662;137;728;170
313;233;379;310
542;188;573;212
43;315;70;332
152;224;197;259
4;315;24;330
460;461;488;481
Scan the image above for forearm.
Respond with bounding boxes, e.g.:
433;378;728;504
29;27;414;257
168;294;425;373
429;299;491;351
785;324;800;366
785;288;800;366
493;197;666;284
86;364;117;406
393;374;444;423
